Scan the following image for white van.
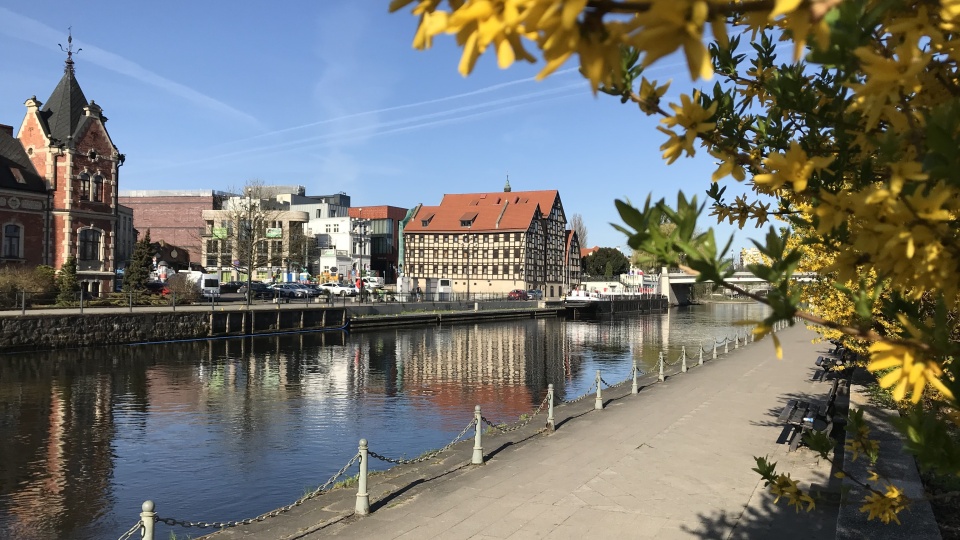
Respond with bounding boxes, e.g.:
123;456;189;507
186;271;221;298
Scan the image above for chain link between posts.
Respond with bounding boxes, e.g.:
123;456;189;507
481;394;550;433
558;380;598;404
116;521;142;540
368;418;477;465
156;453;361;530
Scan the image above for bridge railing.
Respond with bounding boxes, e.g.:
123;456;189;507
118;319;796;539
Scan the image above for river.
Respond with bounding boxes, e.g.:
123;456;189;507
0;302;770;540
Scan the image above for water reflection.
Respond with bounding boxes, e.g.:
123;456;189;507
0;303;769;539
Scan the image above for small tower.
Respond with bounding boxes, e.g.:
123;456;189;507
504;174;512;193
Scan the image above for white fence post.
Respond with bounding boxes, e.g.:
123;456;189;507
594;370;603;410
355;439;369;515
472;406;484;465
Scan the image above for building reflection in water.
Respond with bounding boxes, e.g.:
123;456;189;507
0;305;770;540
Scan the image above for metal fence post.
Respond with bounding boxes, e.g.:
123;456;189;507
355;439;369;515
658;351;664;382
546;384;555;431
724;338;729;354
734;334;739;349
698;342;703;366
712;342;717;360
21;291;26;315
631;359;639;394
681;346;687;373
594;370;603;410
140;500;155;540
172;292;176;311
751;330;755;343
79;292;84;314
472;406;484;465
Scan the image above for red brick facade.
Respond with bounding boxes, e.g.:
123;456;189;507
5;49;123;295
117;193;223;265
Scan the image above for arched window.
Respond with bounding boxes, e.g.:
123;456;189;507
78;229;101;261
78;173;90;200
92;175;103;202
2;224;22;259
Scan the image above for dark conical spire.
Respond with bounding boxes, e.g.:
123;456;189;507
504;174;512;193
44;28;88;143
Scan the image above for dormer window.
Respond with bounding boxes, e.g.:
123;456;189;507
78;173;90;200
92;175;103;202
460;212;477;228
420;213;435;227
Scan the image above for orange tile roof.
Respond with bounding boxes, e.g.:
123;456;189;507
405;190;560;233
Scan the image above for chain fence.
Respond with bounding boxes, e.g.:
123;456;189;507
481;394;550;434
155;452;360;531
558;380;598;404
124;323;776;537
116;520;142;540
368;418;478;465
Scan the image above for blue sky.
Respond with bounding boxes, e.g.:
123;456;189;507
0;2;764;253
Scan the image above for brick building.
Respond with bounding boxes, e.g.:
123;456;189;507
0;126;49;267
5;37;124;295
401;185;581;300
118;190;229;266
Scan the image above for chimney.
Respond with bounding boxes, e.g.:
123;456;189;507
0;124;13;137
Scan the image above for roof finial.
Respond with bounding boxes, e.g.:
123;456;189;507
58;27;81;74
504;173;512;193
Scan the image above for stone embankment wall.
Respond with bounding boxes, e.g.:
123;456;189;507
0;307;350;352
3;312;211;351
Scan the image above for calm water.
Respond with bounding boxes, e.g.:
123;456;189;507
0;303;770;540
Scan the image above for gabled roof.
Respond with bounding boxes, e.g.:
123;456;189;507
0;130;47;193
405;190;560;233
39;67;89;143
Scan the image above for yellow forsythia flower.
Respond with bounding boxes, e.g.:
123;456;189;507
867;341;954;403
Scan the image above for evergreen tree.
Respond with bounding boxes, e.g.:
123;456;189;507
56;256;79;305
124;230;152;292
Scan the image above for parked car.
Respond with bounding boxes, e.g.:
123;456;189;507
220;281;244;294
507;289;529;300
270;283;309;298
319;282;359;297
361;276;384;289
238;281;273;299
290;283;321;297
527;289;544;300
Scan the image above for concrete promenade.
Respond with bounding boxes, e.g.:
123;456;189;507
198;324;938;540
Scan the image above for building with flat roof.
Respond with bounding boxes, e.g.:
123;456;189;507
118;189;231;266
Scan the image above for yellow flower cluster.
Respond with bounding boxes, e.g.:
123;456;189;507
769;473;816;512
844;421;880;463
657;91;717;164
868;341;955;403
753;142;834;193
860;485;909;525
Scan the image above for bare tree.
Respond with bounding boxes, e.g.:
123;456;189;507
202;180;306;302
570;213;588;248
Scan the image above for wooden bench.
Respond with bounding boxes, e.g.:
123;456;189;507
777;379;840;452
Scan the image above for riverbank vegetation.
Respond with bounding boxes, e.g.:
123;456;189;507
391;0;959;529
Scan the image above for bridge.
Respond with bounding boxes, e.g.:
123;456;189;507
662;270;819;304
